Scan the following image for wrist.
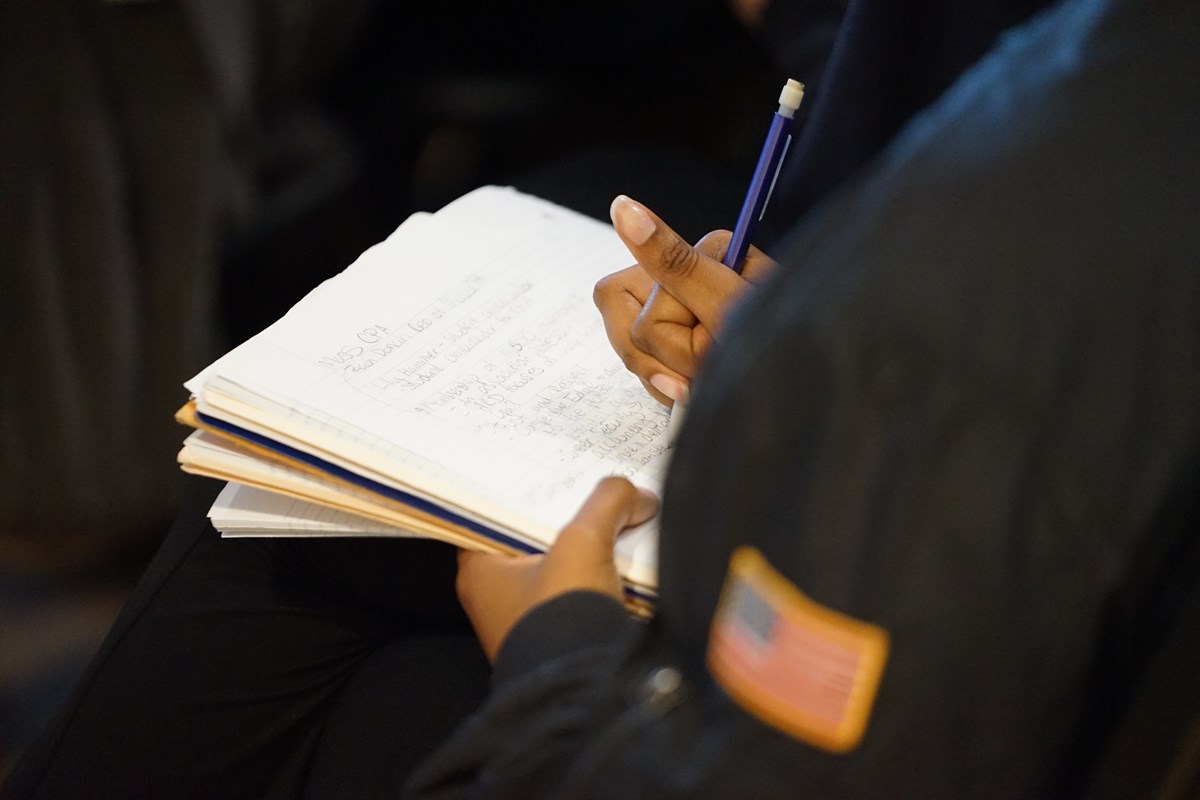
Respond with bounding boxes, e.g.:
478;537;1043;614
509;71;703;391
492;590;637;687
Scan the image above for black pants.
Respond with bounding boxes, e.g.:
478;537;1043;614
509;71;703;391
4;480;490;800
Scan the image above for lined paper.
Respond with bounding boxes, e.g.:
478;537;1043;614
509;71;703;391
186;187;668;587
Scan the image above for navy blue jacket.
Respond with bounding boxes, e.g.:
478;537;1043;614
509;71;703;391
409;0;1200;796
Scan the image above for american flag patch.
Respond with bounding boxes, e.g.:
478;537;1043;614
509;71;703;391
707;547;889;753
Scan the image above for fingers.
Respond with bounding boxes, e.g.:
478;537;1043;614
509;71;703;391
593;265;667;373
455;479;659;660
594;265;690;406
626;231;763;384
633;284;710;385
543;477;659;600
694;230;778;285
559;476;660;550
609;195;748;334
599;195;780;405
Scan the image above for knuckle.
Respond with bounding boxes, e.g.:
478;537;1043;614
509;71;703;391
597;475;636;501
614;342;643;374
694;229;732;260
659;238;699;278
592;274;616;309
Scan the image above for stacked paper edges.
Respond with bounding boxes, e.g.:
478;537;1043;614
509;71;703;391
177;187;672;613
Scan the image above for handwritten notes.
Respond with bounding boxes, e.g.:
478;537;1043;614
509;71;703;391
186;187;668;588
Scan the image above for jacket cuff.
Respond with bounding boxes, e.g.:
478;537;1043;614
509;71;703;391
492;590;635;687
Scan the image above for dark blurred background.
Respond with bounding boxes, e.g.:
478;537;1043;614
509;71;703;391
0;0;840;781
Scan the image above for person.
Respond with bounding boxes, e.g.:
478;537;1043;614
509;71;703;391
416;0;1200;796
7;0;1199;797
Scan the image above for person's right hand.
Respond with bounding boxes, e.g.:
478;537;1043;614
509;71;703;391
594;195;777;407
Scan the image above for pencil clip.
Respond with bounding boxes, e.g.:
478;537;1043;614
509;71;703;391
759;134;792;222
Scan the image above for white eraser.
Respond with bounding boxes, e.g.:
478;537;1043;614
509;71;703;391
777;79;806;116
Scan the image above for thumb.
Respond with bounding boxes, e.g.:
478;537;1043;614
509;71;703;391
562;476;660;545
609;195;746;334
543;477;659;597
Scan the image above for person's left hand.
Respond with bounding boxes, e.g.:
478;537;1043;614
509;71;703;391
456;477;660;662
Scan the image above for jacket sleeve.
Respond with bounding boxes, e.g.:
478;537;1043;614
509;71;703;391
404;590;825;800
404;591;634;799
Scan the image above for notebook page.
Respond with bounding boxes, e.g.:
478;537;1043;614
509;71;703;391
187;187;667;586
209;482;403;536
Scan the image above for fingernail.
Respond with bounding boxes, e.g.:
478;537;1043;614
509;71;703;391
649;373;689;402
610;195;656;245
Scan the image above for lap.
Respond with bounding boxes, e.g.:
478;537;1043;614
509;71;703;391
6;479;488;800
